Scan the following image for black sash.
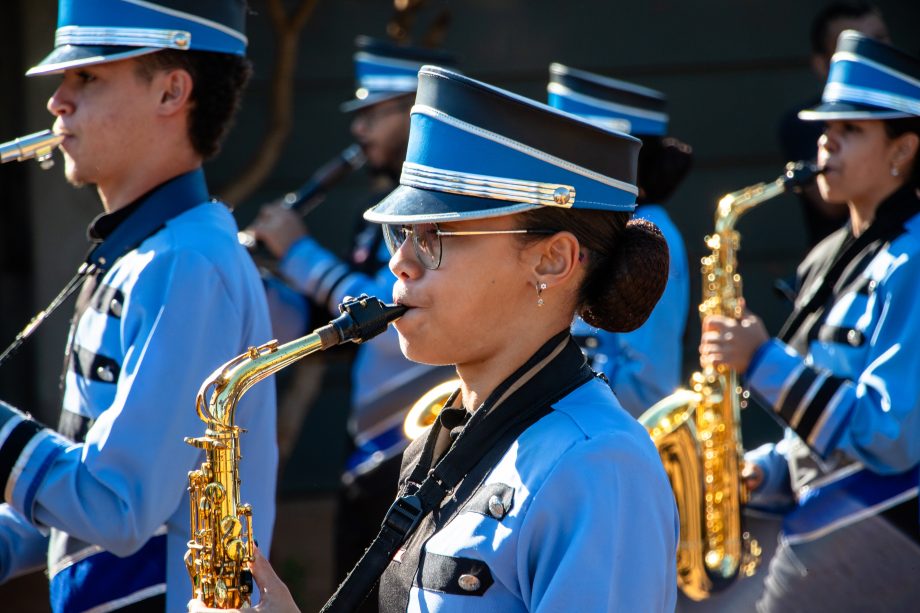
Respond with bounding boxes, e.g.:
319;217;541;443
320;331;594;613
779;186;920;347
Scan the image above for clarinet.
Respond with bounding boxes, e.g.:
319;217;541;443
238;144;366;248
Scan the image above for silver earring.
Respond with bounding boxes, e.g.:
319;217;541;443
892;166;900;177
536;282;547;307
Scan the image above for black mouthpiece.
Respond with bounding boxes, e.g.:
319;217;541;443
317;295;408;348
783;160;821;193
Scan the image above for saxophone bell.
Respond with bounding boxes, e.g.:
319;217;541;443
0;130;64;169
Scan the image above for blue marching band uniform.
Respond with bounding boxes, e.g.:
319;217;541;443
746;31;920;554
4;1;920;611
0;2;278;612
547;64;691;416
362;65;678;612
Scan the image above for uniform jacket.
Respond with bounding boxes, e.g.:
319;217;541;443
0;170;278;612
746;185;920;543
379;334;678;612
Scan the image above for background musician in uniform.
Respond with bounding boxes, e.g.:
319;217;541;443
192;65;678;613
0;1;278;611
247;37;456;610
701;31;920;612
777;1;891;248
547;64;691;415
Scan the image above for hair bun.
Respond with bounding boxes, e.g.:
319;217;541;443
580;217;670;332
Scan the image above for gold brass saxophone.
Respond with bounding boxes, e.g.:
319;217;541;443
0;129;63;169
185;296;407;608
639;161;818;601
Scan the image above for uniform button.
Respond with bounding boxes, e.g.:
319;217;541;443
846;329;860;345
552;186;572;205
488;494;506;519
96;365;115;382
109;298;122;318
458;574;481;592
868;280;877;292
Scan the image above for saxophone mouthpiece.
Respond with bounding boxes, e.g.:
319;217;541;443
317;295;408;348
783;160;822;192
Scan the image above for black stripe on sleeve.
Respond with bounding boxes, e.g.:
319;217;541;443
778;366;819;424
794;375;847;444
0;419;44;490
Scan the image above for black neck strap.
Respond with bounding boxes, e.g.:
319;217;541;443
779;186;920;344
0;169;210;369
320;331;594;613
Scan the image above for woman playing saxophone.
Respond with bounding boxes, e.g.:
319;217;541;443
700;31;920;612
191;65;678;612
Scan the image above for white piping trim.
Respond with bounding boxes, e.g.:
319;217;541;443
83;584;167;613
824;82;920;116
547;82;669;124
794;462;864;500
5;429;56;504
784;487;919;545
354;51;427;71
122;0;247;44
49;524;169;577
833;51;920;91
365;202;543;224
26;48;160;76
411;104;639;196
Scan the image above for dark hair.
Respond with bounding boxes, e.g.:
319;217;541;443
884;116;920;189
810;2;882;55
516;208;669;333
636;135;693;205
134;49;253;159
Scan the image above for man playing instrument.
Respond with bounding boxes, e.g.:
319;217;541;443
0;1;277;611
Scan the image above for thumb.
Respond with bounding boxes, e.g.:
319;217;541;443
250;547;298;612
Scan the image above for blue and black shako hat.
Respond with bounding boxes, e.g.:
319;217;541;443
800;30;920;121
547;63;668;136
341;36;457;113
27;0;247;77
363;66;641;225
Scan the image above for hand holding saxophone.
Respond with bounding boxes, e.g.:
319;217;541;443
187;548;300;613
699;304;770;375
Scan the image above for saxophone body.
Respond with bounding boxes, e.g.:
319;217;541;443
185;296;407;608
639;162;817;600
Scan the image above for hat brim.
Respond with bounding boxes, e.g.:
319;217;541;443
363;185;542;225
27;45;161;76
340;91;414;114
798;100;913;121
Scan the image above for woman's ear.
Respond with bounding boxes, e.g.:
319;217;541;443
894;132;920;172
530;231;580;289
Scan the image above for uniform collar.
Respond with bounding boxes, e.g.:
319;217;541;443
85;168;210;272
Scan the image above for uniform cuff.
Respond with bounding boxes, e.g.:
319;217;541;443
279;237;351;307
746;340;852;458
0;402;69;523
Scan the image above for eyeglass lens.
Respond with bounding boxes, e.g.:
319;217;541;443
383;223;441;269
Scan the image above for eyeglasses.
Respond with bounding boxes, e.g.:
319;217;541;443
383;223;557;270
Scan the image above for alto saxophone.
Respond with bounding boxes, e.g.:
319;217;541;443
185;296;407;608
639;162;818;601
